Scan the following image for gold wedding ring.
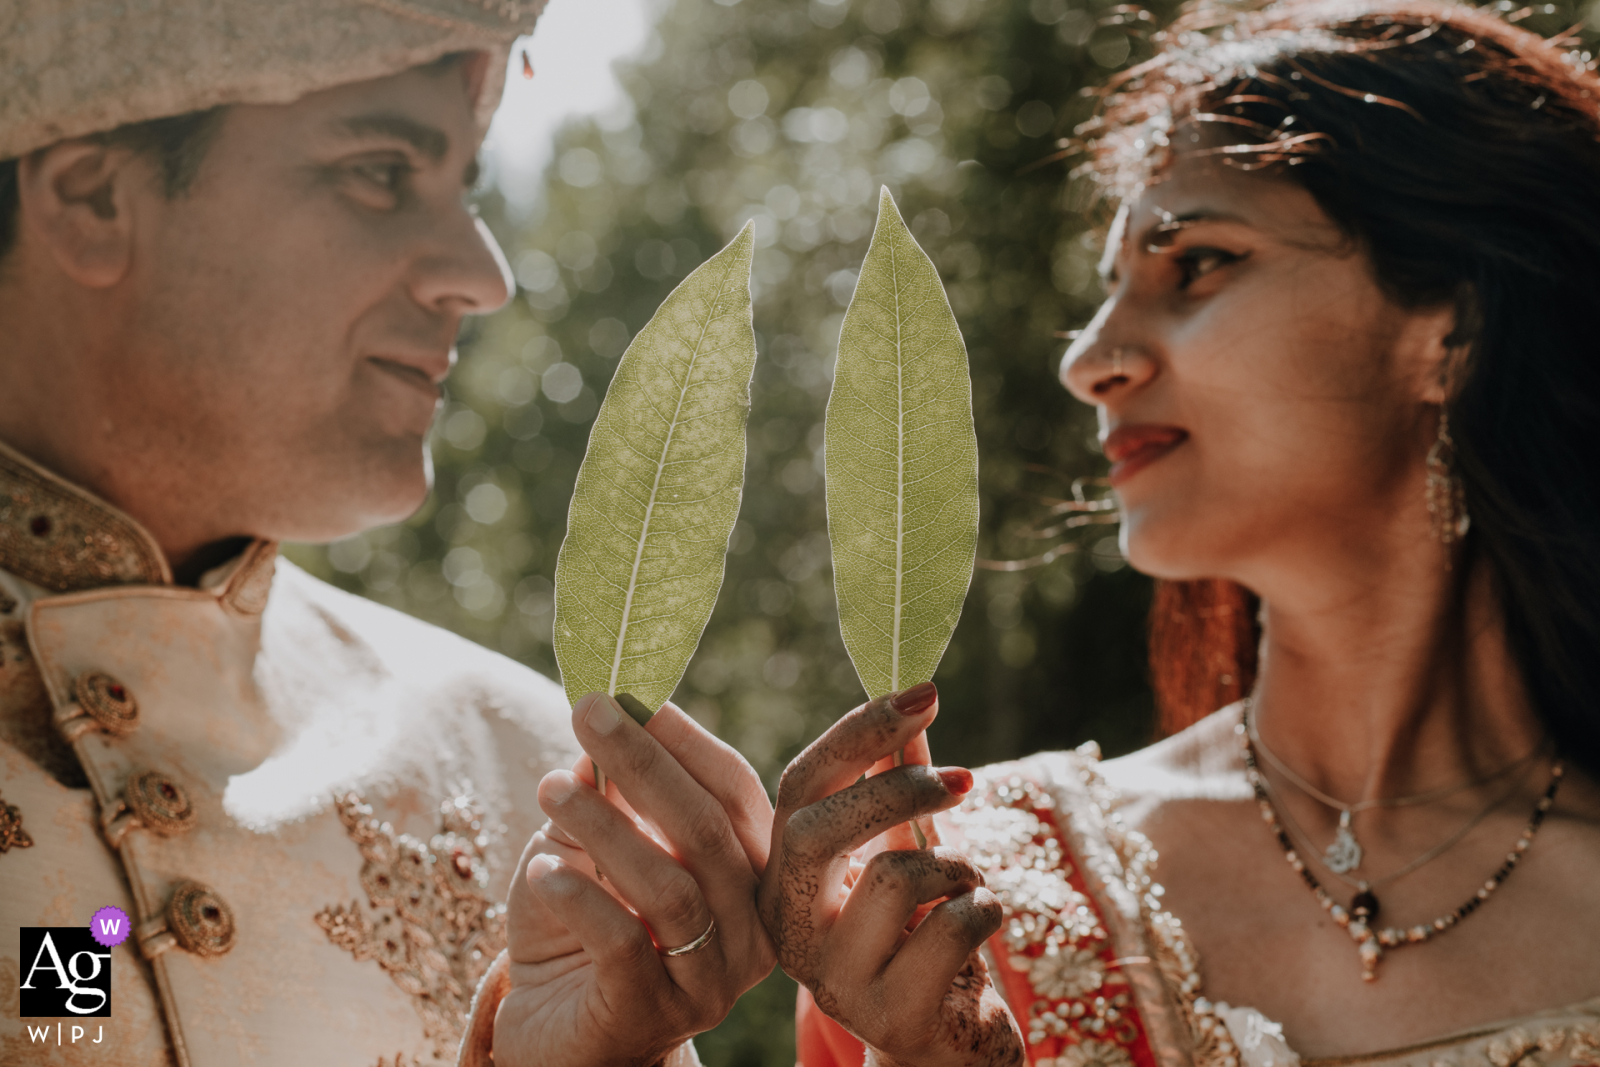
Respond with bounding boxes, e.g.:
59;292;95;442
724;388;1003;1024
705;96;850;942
660;917;717;958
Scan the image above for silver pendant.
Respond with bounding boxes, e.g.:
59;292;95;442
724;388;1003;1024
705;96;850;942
1324;811;1362;874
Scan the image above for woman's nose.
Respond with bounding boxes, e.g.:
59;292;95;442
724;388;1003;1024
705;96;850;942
1061;318;1155;404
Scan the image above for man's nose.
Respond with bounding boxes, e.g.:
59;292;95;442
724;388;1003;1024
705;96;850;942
411;213;513;316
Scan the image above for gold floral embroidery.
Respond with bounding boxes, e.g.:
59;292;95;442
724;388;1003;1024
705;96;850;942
0;788;33;852
1487;1029;1541;1067
0;443;167;592
316;791;507;1064
1567;1023;1600;1063
952;757;1235;1067
1045;1039;1137;1067
953;771;1141;1058
1470;1023;1600;1067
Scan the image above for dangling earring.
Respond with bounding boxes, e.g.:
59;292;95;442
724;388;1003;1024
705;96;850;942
1425;408;1470;545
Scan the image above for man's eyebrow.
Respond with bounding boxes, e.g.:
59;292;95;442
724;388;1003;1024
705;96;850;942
332;113;450;161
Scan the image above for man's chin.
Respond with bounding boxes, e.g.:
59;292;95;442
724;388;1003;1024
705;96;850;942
279;458;433;545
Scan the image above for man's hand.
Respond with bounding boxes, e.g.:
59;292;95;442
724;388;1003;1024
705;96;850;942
757;683;1026;1067
494;693;777;1067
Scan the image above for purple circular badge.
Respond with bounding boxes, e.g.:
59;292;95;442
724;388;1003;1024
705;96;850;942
89;905;131;948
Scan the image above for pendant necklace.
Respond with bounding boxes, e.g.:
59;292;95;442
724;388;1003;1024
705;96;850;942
1239;702;1563;981
1246;702;1543;875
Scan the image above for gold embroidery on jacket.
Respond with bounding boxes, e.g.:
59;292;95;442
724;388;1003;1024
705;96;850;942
0;445;167;592
316;792;508;1063
0;788;33;852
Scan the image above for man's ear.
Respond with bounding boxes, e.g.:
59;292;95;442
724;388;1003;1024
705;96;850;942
16;140;143;288
459;51;492;111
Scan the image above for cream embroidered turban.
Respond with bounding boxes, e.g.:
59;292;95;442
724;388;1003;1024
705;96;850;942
0;0;548;161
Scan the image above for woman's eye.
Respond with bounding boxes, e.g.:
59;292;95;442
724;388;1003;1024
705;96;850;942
1174;247;1243;289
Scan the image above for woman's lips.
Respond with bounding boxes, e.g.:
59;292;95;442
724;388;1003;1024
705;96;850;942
1103;424;1189;486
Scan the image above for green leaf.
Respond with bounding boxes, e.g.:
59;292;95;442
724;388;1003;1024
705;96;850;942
826;188;980;699
553;223;757;715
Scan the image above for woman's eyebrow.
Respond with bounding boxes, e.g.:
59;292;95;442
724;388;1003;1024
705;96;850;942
1099;208;1250;285
1141;208;1249;249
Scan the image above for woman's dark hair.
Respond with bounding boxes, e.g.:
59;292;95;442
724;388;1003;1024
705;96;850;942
0;107;226;263
1090;0;1600;776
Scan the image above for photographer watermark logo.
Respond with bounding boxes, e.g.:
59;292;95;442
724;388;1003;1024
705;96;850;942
19;924;113;1018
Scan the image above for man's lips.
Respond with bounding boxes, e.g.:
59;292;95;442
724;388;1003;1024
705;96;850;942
1102;424;1189;486
369;356;448;400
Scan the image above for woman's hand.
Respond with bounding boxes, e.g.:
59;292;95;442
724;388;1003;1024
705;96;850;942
758;683;1025;1067
494;693;777;1067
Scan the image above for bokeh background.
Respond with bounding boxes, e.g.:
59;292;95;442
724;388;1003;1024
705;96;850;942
281;0;1598;1060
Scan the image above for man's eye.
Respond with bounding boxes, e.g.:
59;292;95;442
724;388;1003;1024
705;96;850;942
1174;247;1244;289
351;161;412;194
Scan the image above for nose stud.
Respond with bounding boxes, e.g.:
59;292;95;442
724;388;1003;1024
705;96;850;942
1111;347;1126;377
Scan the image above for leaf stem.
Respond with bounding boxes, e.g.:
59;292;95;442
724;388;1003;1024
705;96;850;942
892;747;929;849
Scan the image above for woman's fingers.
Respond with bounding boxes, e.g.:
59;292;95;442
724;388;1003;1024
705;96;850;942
767;762;973;974
771;684;941;854
537;769;720;969
645;701;774;874
785;764;972;866
882;887;1006;1023
830;847;984;977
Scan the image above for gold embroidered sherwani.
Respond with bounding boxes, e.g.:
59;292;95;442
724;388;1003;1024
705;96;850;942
0;441;579;1066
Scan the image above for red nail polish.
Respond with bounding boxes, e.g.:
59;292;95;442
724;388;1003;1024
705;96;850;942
891;682;938;715
939;767;974;795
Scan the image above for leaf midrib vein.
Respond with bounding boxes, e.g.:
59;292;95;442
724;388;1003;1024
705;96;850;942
890;226;905;693
609;265;739;695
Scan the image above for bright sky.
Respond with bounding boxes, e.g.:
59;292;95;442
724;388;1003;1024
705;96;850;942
483;0;658;213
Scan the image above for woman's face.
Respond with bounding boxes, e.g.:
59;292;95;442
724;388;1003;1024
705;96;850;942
1061;156;1456;594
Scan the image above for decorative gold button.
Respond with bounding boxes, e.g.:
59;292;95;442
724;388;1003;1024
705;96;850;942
73;671;139;736
125;771;196;836
165;881;235;958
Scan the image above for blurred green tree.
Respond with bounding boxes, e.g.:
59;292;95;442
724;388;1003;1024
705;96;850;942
287;0;1180;1059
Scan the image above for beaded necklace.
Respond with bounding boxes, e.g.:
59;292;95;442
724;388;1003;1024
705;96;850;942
1237;706;1564;982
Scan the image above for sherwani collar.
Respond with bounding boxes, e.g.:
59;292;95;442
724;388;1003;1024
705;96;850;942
0;438;171;592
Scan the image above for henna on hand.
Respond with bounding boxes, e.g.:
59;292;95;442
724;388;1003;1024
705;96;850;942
759;687;1026;1067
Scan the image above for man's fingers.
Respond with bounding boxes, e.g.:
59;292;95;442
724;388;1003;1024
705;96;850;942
882;887;1005;1021
571;695;755;917
645;701;774;874
773;684;940;828
523;853;672;1003
538;769;720;965
831;847;984;975
506;830;591;965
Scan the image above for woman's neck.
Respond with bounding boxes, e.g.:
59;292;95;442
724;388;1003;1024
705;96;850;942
1250;551;1545;806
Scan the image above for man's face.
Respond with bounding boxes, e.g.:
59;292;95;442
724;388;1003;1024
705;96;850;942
115;60;510;546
